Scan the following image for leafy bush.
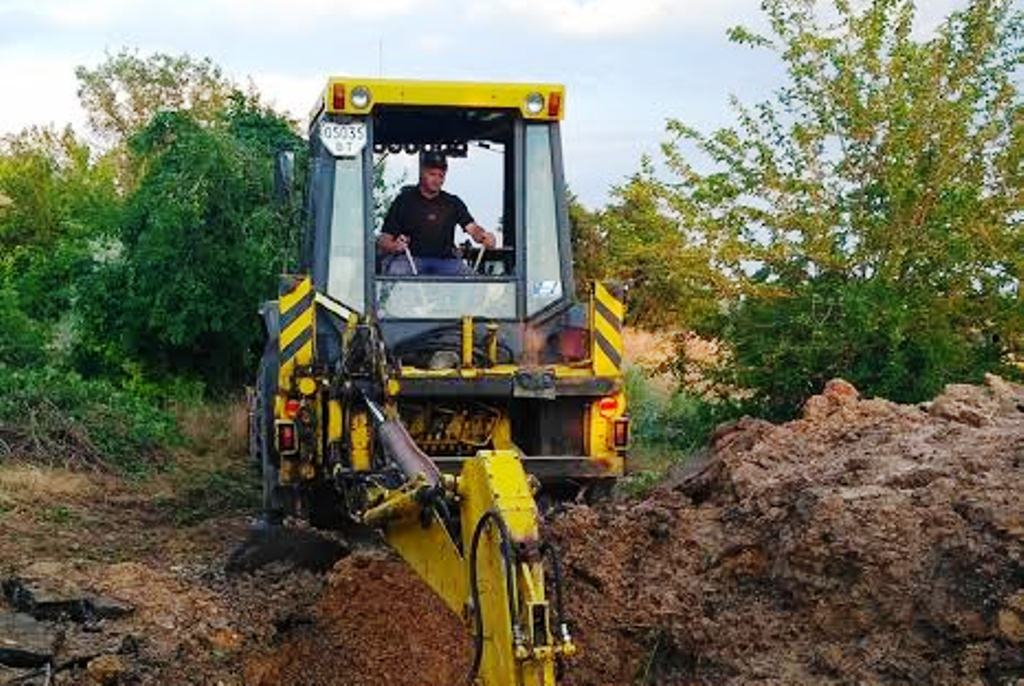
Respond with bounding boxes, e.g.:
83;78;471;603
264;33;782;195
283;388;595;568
601;0;1023;416
625;367;745;460
0;287;44;367
80;103;302;390
0;53;305;481
0;365;180;474
702;276;1009;419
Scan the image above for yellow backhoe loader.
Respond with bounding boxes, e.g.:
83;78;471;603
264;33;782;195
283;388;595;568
249;77;629;685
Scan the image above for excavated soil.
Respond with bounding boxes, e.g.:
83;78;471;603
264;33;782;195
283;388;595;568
2;376;1023;684
243;550;472;686
549;375;1024;685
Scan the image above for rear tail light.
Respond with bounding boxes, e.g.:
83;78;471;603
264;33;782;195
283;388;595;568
598;396;620;419
331;83;345;110
613;417;630;449
559;328;587;361
277;421;298;455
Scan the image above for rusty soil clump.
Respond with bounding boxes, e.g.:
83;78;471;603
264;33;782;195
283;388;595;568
243;550;472;686
550;375;1024;685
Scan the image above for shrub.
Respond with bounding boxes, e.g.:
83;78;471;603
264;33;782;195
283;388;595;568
0;286;44;367
624;367;745;465
611;1;1024;416
700;276;1010;419
0;365;180;474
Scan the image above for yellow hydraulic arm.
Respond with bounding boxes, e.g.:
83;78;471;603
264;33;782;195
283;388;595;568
361;403;575;686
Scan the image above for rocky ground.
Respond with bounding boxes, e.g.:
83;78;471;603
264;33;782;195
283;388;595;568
0;459;469;685
0;375;1022;684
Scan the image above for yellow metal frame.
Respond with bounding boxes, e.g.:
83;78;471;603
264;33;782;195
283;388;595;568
274;276;629;484
316;76;565;121
368;451;573;686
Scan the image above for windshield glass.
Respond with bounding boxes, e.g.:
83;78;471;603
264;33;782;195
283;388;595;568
364;110;567;320
376;279;516;319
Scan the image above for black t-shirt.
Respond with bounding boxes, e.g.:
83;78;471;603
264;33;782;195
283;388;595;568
381;185;474;258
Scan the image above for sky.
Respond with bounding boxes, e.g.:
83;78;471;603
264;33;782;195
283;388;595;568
0;0;972;214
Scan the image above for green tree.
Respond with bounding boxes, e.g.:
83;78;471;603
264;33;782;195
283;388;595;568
80;101;303;389
641;0;1024;415
566;190;606;297
0;126;120;248
75;50;235;146
600;159;736;329
0;127;122;327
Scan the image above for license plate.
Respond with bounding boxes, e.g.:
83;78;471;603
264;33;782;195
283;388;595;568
319;122;367;157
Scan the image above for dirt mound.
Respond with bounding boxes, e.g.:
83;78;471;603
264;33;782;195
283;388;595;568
550;375;1024;685
4;377;1022;685
244;549;472;686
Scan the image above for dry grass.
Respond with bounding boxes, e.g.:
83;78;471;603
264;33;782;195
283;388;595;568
0;462;96;503
173;398;249;462
622;327;678;370
150;399;258;525
623;328;724;396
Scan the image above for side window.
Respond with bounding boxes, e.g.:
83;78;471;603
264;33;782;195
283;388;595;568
525;125;563;314
326;156;365;311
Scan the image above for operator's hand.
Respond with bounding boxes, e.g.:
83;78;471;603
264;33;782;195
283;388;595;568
478;230;497;250
379;233;410;255
467;223;497;249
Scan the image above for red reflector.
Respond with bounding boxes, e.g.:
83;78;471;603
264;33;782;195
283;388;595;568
278;423;296;452
559;328;586;361
284;399;301;418
613;417;630;449
548;91;561;117
598;396;619;419
332;83;345;110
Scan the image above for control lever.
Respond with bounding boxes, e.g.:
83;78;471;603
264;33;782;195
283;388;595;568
402;245;418;275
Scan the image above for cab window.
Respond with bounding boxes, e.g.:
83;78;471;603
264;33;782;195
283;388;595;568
326;155;366;311
524;124;563;314
371;107;516;280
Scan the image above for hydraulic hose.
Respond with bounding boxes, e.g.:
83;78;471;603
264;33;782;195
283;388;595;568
466;509;518;686
539;541;567;632
540;540;572;681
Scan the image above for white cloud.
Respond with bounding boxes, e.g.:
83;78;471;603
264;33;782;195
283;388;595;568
466;0;751;37
1;0;421;33
413;33;451;54
1;0;138;29
0;52;83;135
193;0;419;25
911;0;973;38
245;71;325;127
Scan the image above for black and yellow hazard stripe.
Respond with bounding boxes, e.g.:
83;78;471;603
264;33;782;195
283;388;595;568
592;282;624;375
278;275;316;392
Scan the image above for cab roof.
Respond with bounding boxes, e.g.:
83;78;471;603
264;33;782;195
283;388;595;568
311;77;566;125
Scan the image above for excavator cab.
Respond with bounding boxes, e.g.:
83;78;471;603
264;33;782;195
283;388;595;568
268;77;628;491
250;78;628;686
